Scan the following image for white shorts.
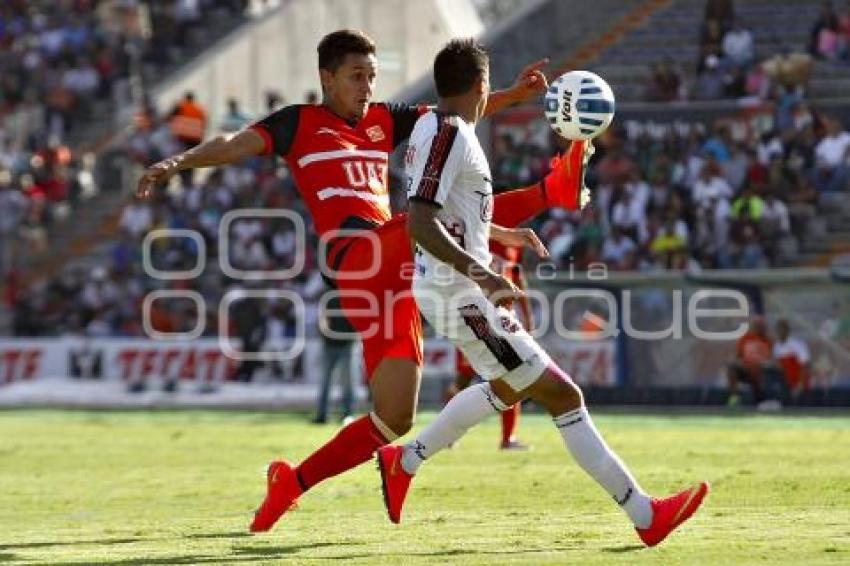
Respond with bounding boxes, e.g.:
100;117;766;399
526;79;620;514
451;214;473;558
413;277;551;391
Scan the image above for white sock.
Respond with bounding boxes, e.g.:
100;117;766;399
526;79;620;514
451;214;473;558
401;382;508;475
554;407;653;529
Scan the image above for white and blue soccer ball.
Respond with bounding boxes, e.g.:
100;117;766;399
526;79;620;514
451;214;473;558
544;70;615;141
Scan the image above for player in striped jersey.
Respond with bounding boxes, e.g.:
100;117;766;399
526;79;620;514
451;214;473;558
377;38;708;547
136;29;591;534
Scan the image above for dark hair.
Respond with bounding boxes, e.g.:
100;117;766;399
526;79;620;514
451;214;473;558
317;30;376;71
433;38;489;97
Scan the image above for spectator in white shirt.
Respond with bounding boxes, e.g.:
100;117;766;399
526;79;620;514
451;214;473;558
772;319;810;397
601;226;637;271
610;187;646;242
812;117;850;192
722;20;755;68
760;192;791;236
814;117;850;168
757;132;784;165
692;162;733;207
119;202;153;238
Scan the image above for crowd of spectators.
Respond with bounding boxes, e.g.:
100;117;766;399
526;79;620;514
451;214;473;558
14;89;321;347
0;1;248;278
644;0;818;103
22;97;847;337
808;0;850;62
492;97;850;273
7;0;850;344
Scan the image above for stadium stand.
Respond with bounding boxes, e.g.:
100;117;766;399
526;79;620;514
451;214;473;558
0;0;848;408
474;0;850;273
0;0;252;332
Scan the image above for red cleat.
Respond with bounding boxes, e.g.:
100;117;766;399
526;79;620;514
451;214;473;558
636;482;710;547
542;139;594;211
249;460;302;533
376;445;413;524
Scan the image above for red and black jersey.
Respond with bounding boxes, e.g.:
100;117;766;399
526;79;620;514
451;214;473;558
250;102;427;238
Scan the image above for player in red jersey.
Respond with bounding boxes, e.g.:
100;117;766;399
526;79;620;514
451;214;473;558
449;243;531;450
136;30;591;533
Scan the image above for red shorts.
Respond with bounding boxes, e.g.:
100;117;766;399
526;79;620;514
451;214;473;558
332;216;423;379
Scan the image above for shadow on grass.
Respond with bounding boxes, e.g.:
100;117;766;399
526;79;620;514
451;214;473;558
602;544;645;553
0;553;18;563
184;530;253;540
232;541;339;557
318;546;580;560
32;557;234;566
34;544;342;566
0;538;141;551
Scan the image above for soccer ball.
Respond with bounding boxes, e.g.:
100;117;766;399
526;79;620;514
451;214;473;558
544;70;615;140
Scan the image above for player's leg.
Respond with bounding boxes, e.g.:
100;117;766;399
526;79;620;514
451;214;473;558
499;402;527;450
518;366;708;546
296;356;418;489
447;350;476;400
726;363;743;405
378;290;706;542
517;366;654;529
250;221;422;532
456;349;525;450
377;292;535;522
491;139;592;227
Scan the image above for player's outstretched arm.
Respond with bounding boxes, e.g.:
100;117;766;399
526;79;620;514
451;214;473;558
408;201;522;305
483;58;549;117
489;225;549;259
135;128;266;198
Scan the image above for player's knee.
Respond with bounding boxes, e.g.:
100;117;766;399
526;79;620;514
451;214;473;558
529;366;584;414
374;408;415;437
387;416;414;436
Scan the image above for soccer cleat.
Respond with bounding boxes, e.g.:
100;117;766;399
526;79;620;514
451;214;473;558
249;460;302;533
376;445;413;524
636;482;709;547
542;139;595;211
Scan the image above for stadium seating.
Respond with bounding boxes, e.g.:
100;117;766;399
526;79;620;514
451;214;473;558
6;0;850;339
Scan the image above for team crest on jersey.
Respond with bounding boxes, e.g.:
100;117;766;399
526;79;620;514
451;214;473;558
366;125;385;142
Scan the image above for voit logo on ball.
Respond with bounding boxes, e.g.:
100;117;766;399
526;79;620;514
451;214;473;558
544;70;616;141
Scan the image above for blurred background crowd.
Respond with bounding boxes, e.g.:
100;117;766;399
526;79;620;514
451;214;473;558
1;0;848;354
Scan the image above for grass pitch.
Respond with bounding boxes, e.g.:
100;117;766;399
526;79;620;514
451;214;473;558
1;409;848;565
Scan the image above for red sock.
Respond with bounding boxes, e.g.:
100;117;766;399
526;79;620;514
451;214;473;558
501;403;520;444
296;414;389;492
493;183;547;227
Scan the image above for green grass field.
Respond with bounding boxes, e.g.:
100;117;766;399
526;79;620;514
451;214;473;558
1;410;849;565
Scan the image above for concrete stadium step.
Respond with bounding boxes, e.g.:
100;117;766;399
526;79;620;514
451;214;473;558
802;230;850;253
21;188;131;278
809;77;850;98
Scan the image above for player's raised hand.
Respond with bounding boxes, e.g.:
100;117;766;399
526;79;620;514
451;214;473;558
510;58;550;102
136;158;180;200
490;227;550;259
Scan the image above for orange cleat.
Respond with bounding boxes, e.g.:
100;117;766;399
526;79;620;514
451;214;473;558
636;482;710;547
542;139;594;211
249;460;302;533
376;445;414;524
